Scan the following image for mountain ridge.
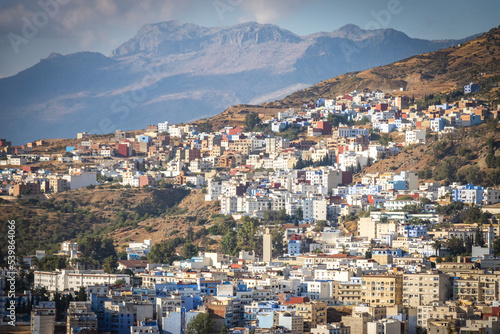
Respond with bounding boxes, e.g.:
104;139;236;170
262;25;500;109
0;21;480;145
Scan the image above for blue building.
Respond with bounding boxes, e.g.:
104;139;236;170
199;280;224;296
464;82;480;94
288;237;302;256
403;224;428;238
452;184;484;205
388;180;407;191
430;118;445;132
90;294;111;324
138;135;151;143
102;302;134;334
316;98;326;107
372;248;403;257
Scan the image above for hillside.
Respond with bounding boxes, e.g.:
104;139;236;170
0;185;214;255
263;25;500;109
359;122;500;187
106;189;219;249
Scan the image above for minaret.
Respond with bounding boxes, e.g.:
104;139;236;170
487;224;495;248
263;228;272;264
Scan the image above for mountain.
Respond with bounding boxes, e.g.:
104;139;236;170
0;21;477;144
267;26;500;108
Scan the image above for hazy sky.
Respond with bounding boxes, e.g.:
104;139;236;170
1;0;499;78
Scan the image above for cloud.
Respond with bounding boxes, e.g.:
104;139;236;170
240;0;306;23
0;0;192;49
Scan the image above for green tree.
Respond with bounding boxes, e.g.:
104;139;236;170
117;250;128;260
182;243;199;259
459;165;484;185
493;238;500;256
37;256;67;271
78;236;117;268
295;208;303;221
220;230;238;256
465;236;473;255
77;287;86;301
447;236;465;256
464;207;482;225
415;326;427;334
432;240;441;256
327;113;349;127
244;112;261;131
147;241;179;264
185;312;213;334
314;220;327;232
271;228;285;257
199;121;213;133
475;228;485;247
378;133;391;147
220;324;228;334
186;227;194;243
433;157;459;183
103;255;118;274
237;216;259;252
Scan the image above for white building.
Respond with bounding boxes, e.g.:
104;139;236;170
158;121;169;133
63;168;97;190
61;241;79;259
169;126;185;138
406;129;426;145
34;270;130;291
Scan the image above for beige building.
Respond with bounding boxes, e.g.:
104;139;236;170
403;270;452;307
453;272;500;304
354;305;387;320
416;303;469;329
295;301;327;332
361;275;403;306
342;311;372;334
337;280;362;305
311;323;350;334
274;311;304;334
49;176;70;193
367;318;401;334
357;218;396;240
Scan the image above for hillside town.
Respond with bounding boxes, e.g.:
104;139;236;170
1;88;500;334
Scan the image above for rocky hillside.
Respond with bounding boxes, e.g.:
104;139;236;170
0;185;211;255
360;122;500;187
265;26;500;108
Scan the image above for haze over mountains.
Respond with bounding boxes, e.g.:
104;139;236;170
0;20;477;144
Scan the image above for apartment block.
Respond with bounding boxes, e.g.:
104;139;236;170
361;275;403;306
31;301;56;334
403;270;451;307
67;301;98;334
295;301;327;332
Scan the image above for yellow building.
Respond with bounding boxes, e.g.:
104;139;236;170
361;275;403;306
